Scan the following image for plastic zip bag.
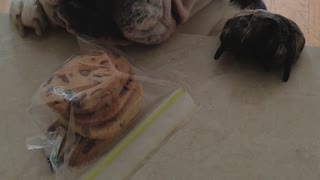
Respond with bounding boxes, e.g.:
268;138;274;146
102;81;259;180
26;43;197;180
81;88;196;180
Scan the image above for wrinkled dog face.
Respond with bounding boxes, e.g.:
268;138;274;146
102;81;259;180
57;0;121;38
10;0;184;45
57;0;175;44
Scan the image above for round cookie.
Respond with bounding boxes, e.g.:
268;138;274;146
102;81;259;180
58;80;143;139
73;78;137;125
47;81;143;166
40;52;133;115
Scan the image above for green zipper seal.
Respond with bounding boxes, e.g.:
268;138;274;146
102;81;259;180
85;88;186;180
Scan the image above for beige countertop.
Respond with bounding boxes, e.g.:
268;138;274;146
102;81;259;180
1;13;320;179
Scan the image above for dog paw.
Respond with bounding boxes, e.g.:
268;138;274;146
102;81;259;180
39;0;65;27
10;0;49;36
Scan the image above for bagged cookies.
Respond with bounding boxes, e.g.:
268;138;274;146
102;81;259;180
40;51;143;140
26;45;196;180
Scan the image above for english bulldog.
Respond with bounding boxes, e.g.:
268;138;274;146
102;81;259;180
10;0;267;44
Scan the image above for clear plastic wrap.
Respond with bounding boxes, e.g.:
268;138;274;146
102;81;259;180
26;43;197;179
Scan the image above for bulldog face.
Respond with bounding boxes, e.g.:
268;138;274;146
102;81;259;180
11;0;269;45
57;0;177;44
10;0;211;45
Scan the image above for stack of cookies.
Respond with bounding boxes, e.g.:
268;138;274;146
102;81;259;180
40;51;143;166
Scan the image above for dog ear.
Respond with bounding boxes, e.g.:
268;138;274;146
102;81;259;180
214;45;224;60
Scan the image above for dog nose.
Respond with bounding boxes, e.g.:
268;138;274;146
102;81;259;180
114;0;163;31
129;1;163;31
113;0;176;44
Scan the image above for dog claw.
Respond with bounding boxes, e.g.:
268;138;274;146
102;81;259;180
16;15;26;37
33;18;43;36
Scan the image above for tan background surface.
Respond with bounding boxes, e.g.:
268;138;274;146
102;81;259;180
0;0;10;13
264;0;320;47
0;0;319;46
1;12;320;179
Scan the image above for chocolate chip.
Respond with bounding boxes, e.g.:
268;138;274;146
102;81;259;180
99;60;109;65
93;74;103;78
91;58;96;61
119;86;129;97
120;123;123;128
57;74;70;83
53;101;60;105
115;64;119;70
82;141;96;154
93;73;109;78
80;70;90;76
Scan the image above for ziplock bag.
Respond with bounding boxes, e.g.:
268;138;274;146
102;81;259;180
26;43;197;180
